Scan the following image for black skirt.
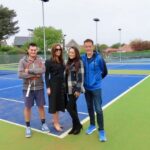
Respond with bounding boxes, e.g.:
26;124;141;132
48;78;66;114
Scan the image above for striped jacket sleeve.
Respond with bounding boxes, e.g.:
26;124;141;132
18;59;36;79
75;60;85;93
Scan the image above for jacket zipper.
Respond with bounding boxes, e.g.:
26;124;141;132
87;58;89;87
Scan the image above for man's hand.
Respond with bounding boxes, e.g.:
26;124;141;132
35;74;41;78
25;68;29;74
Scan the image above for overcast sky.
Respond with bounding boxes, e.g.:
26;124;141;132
1;0;150;46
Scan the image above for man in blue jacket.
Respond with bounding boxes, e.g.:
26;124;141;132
81;39;108;142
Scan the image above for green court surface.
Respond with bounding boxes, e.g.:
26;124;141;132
0;63;18;71
1;74;150;150
109;70;150;75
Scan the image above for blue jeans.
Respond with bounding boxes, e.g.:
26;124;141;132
85;89;104;131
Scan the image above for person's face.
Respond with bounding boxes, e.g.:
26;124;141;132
28;46;37;58
68;48;76;59
84;42;94;54
55;46;62;57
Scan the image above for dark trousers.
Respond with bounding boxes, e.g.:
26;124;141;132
67;94;81;128
85;89;104;131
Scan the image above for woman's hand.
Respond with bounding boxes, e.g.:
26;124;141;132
74;91;80;97
47;88;51;95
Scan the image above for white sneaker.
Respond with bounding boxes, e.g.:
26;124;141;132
25;127;32;138
41;123;50;132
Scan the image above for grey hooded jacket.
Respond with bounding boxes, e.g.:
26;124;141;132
18;55;45;90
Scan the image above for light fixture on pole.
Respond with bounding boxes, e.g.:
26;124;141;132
118;28;122;62
27;29;34;36
93;18;100;50
27;29;34;42
63;34;67;51
41;0;49;60
27;29;34;32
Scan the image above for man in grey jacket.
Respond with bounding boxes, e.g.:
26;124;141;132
18;43;49;138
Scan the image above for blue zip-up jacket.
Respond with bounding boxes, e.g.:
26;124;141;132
81;51;108;91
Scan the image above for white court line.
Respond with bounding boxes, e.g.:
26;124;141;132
59;113;89;138
102;75;150;110
0;97;48;106
0;85;22;91
0;98;52;108
0;77;21;80
60;75;150;138
0;75;150;138
0;97;88;139
0;97;24;104
0;97;89;116
0;119;61;138
78;112;88;115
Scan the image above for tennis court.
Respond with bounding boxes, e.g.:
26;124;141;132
0;62;150;150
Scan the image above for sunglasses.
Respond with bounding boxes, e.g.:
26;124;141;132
55;48;62;51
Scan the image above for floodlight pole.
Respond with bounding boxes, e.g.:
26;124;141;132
93;18;100;50
27;28;34;37
41;0;49;60
118;28;122;63
63;34;67;51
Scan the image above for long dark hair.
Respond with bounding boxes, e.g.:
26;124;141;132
51;44;63;64
66;46;81;74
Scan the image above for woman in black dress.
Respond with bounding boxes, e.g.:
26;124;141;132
65;46;85;135
45;44;65;132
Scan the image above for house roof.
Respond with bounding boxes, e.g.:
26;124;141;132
66;39;80;49
0;40;7;46
105;44;134;53
120;44;134;52
14;36;33;46
105;48;119;53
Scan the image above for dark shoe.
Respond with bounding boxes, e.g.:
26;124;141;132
73;124;83;135
68;128;75;134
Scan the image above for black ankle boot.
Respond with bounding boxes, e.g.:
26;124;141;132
73;124;83;135
68;127;75;134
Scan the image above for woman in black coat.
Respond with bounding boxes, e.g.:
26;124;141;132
45;44;65;132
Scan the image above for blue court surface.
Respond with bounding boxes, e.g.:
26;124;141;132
107;63;150;70
0;74;146;138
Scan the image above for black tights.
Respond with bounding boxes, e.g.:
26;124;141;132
67;94;81;128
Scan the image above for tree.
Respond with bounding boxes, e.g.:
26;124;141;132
99;44;109;51
111;43;125;49
130;39;150;51
33;26;63;52
0;5;19;44
111;43;120;49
